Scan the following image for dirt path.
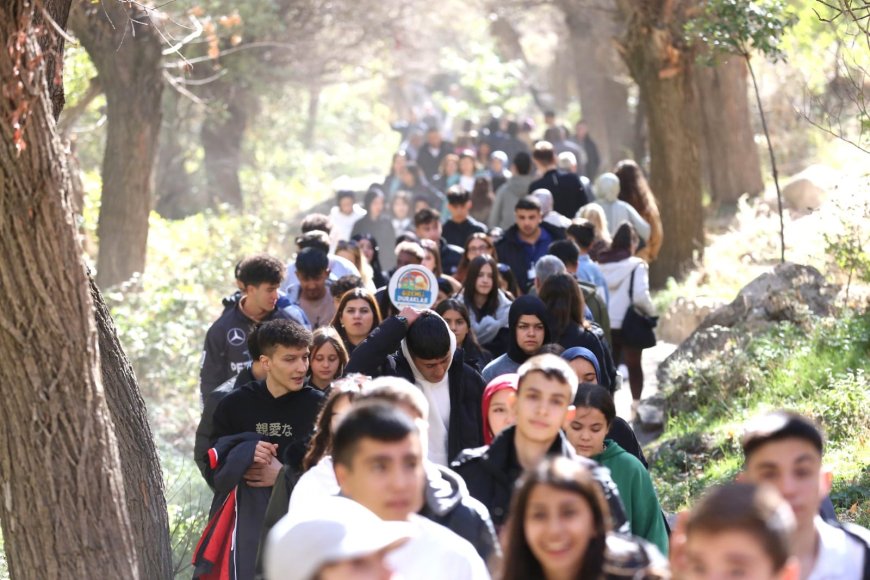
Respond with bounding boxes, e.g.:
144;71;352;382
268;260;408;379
613;341;677;445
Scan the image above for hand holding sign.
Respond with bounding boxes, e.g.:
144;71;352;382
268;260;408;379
399;306;422;327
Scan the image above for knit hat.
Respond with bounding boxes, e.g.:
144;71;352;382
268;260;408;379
594;172;621;202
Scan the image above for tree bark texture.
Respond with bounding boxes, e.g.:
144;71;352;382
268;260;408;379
561;0;633;174
695;57;764;204
90;278;173;580
0;2;140;576
35;0;72;119
69;0;164;289
616;1;704;287
201;84;252;210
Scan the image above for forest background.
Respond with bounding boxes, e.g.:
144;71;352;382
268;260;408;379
0;0;868;577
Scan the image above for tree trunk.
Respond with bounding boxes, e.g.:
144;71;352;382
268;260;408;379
0;1;140;576
695;57;764;205
616;1;704;287
90;277;173;580
201;85;252;209
69;0;164;289
561;0;633;174
303;82;322;148
154;90;198;219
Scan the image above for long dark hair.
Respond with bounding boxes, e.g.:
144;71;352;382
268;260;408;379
610;222;638;254
456;233;497;283
539;273;589;338
615;159;654;218
351;233;384;279
462;254;501;318
435;298;483;354
302;383;360;471
501;457;610;580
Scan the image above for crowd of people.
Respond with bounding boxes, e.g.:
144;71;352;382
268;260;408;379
191;112;869;580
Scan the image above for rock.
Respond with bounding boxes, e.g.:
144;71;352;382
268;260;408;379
658;297;722;344
636;394;665;431
781;165;839;211
658;263;838;384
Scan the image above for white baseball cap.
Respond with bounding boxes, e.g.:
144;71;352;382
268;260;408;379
264;496;412;580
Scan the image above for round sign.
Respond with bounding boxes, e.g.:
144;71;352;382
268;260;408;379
388;265;439;311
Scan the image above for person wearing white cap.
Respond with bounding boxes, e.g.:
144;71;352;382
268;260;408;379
264;495;410;580
332;403;491;579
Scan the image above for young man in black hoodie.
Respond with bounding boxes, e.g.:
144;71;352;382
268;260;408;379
195;319;324;580
414;207;463;275
452;354;627;532
494;196;566;293
344;307;485;465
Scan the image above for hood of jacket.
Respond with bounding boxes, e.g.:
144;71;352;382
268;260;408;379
507;295;552;364
593;439;625;463
400;313;458;385
598;257;644;291
594;172;621;202
423;461;466;517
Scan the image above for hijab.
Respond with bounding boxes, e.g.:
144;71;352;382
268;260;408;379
560;346;601;384
507;295;551;364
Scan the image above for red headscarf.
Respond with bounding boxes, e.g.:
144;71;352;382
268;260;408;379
481;373;519;445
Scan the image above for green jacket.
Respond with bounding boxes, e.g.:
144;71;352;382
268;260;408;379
594;440;669;555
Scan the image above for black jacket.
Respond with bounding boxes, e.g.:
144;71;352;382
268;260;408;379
199;303;296;400
421;463;500;562
194;367;255;487
439;237;463;276
416;141;454;181
494;221;566;293
345;316;486;460
451;426;628;532
193;433;273;580
529;168;590;219
442;217;487;248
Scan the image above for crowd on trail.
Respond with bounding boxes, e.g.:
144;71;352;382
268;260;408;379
191;110;869;580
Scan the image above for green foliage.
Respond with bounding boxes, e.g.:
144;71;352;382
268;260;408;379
687;0;799;61
823;196;870;295
653;313;870;523
434;41;532;121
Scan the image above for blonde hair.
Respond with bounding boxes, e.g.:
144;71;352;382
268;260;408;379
578;203;611;243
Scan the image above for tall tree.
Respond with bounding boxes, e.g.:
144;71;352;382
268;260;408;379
69;0;164;289
615;0;705;287
695;56;764;205
0;0;141;576
559;0;633;171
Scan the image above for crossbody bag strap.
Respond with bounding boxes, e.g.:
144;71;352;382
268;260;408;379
628;265;638;305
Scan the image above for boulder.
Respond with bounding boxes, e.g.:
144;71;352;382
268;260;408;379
636;394;665;431
658;263;838;384
658;297;722;344
780;165;839;211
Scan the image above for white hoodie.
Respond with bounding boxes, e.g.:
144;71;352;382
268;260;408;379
598;257;656;329
594;173;652;241
401;318;457;467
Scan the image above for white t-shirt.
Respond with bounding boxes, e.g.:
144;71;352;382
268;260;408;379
807;517;866;580
388;515;491;580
